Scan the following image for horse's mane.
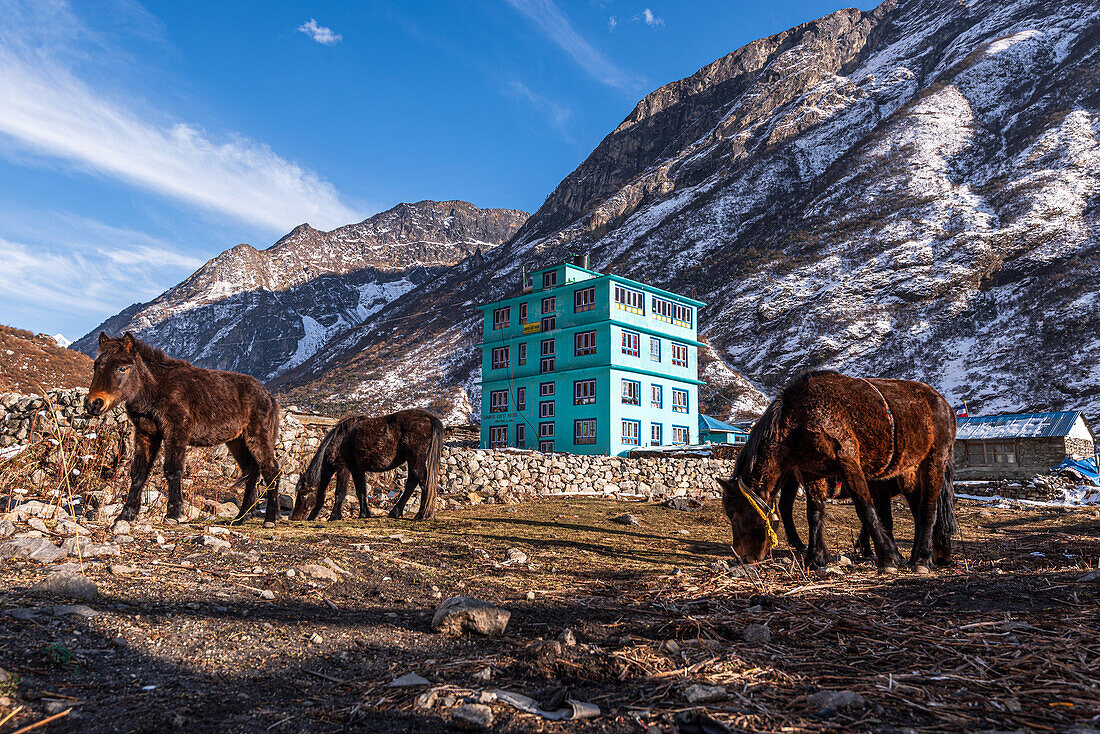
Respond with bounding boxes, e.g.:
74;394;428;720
733;369;840;479
130;337;189;370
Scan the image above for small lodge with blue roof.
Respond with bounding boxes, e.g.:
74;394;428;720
953;410;1097;480
698;414;748;446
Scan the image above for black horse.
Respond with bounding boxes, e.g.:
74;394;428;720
291;409;443;521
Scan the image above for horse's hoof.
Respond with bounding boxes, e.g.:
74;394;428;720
263;521;276;529
914;564;932;575
879;565;899;576
163;517;179;525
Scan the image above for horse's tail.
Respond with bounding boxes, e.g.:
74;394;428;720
419;415;444;519
933;461;957;557
302;419;350;490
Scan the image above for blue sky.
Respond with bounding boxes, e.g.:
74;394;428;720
0;0;875;339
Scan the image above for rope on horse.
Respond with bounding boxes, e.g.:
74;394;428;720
859;377;897;478
737;477;778;549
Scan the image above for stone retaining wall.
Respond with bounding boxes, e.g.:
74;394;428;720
2;389;735;515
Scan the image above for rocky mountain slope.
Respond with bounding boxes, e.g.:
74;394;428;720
275;0;1100;420
0;325;92;393
74;201;527;380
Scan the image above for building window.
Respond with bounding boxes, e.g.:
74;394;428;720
575;330;597;356
574;379;596;405
540;381;555;397
540;338;555;373
539;400;555;419
517;342;527;366
672;388;689;414
652;296;673;323
672;425;689;445
650;337;661;362
489;390;508;413
489;425;508;448
539;421;555;438
614;285;644;314
539;440;555;453
651;384;663;408
622;379;641;406
621;330;640;357
517;386;526;411
493;307;510;330
519;303;527;323
672;343;688;367
542;296;556;314
621;419;640;446
967;441;1018;466
651;423;662;445
575;286;595;313
516;423;525;447
491;346;510;369
574;419;597;445
674;303;693;327
543;271;557;289
541;314;557;332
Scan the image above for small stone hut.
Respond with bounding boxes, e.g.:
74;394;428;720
953;411;1097;480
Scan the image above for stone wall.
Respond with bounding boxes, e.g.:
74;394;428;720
2;389;736;517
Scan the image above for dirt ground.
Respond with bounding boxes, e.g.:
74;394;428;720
1;497;1098;733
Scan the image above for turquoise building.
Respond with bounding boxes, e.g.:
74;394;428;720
478;259;705;456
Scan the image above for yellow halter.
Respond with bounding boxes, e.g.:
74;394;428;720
737;477;778;550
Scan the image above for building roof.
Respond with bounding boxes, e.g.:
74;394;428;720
699;414;747;434
955;411;1092;441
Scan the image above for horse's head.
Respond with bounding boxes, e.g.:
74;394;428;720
87;332;142;416
718;476;775;561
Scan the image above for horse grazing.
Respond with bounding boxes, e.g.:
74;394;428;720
718;370;957;572
87;332;282;527
290;409;443;522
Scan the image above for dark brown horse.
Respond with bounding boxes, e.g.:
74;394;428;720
777;476;901;560
718;371;957;572
87;333;281;526
290;410;443;522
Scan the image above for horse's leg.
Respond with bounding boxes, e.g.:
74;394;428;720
778;473;805;553
117;429;161;522
354;472;371;519
161;427;191;524
803;477;830;568
909;461;940;573
389;469;418;519
330;467;351;521
244;430;281;529
838;459;903;570
226;437;259;525
307;463;336;521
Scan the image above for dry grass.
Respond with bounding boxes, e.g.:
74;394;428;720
0;326;91;394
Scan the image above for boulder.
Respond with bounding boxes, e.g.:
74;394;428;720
0;537;68;563
32;570;99;600
431;597;510;636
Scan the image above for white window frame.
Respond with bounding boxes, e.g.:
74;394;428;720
650;337;661;362
515;423;525;447
574;378;596;405
575;330;597;356
517;342;527;365
651;384;663;408
489;390;508;413
489;425;508;448
672;388;689;414
672;342;688;367
574;418;597;445
539;421;555;438
542;296;556;314
621;330;640;357
542;270;558;288
574;286;595;313
539;381;555;397
672;425;689;445
621;419;640;446
493;307;510;330
491;346;510;369
539;400;555;419
516;386;526;411
651;423;662;445
614;285;644;314
622;379;641;406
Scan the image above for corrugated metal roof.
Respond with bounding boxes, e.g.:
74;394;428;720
699;414;747;434
955;411;1084;440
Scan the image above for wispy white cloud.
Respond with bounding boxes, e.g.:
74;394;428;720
504;0;643;92
508;81;573;143
0;1;361;232
297;18;342;46
607;16;617;32
635;9;664;27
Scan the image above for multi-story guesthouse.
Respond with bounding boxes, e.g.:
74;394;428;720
478;259;705;456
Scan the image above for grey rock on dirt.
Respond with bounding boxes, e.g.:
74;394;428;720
62;537;119;558
742;624;771;645
431;597;510;636
1;537;68;563
1077;569;1100;582
32;570;98;600
683;683;726;703
296;564;339;583
452;703;494;731
611;513;639;526
807;690;867;716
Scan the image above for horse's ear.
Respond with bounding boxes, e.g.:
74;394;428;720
716;477;737;494
98;332;111;349
121;332;137;354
